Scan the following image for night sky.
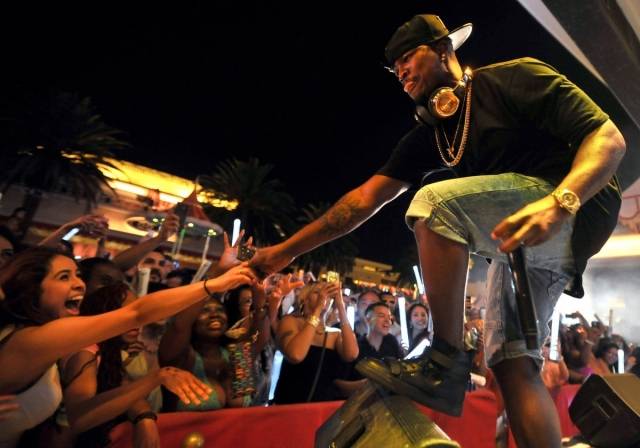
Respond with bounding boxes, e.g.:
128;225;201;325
5;1;634;265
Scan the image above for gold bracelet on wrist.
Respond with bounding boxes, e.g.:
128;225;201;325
306;315;321;329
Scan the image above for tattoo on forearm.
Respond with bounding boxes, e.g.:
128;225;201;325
321;194;365;236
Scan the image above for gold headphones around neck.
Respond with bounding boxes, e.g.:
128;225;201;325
415;68;473;125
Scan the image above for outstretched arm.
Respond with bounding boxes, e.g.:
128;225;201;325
0;264;256;393
251;175;408;274
63;351;210;434
39;214;108;248
112;213;179;272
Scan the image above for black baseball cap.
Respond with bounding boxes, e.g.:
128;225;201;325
385;14;472;66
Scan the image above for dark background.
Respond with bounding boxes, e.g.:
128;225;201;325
4;1;635;265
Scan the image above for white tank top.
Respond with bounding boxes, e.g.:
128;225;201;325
0;325;63;448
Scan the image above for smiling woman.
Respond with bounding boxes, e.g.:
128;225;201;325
158;296;237;412
0;247;256;447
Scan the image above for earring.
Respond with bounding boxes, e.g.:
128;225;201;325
440;53;446;63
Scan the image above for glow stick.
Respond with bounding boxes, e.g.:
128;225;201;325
191;260;212;284
618;349;624;374
232;219;241;246
62;227;80;241
324;299;334;325
268;350;284;402
171;226;187;258
346;305;355;330
549;308;561;361
470;372;486;387
201;233;211;263
405;338;430;359
175;228;186;257
413;265;425;295
398;296;410;350
137;267;150;297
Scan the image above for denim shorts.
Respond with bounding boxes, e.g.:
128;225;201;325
405;173;575;367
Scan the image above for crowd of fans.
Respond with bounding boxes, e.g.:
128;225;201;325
0;210;637;448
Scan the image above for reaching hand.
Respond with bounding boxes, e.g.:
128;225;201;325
491;195;571;253
333;281;346;311
249;243;295;277
206;262;257;292
313;282;341;315
158;212;180;241
66;214;109;238
158;367;212;405
217;230;254;273
277;273;305;298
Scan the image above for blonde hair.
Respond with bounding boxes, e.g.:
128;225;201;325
295;282;325;316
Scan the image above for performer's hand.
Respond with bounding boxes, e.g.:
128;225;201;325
491;195;571;253
217;230;248;272
249;243;295;277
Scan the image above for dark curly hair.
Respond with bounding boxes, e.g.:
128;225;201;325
594;338;619;362
74;282;131;448
0;247;72;327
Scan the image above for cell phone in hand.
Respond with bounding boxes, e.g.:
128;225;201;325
326;270;340;284
237;244;256;261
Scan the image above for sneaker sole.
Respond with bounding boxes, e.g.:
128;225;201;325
356;360;463;417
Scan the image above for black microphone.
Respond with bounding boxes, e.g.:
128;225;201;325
507;247;539;350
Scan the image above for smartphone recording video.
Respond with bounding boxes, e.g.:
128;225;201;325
326;270;340;284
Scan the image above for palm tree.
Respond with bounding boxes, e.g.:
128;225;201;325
293;202;358;276
0;91;129;240
200;158;297;246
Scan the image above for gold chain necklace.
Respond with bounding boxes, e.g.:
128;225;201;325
434;80;472;167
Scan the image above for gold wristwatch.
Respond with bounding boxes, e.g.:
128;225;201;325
552;188;581;215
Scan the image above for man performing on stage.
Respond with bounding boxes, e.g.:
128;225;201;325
251;14;625;447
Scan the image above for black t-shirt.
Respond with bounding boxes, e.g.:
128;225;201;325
377;58;621;297
344;334;403;381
